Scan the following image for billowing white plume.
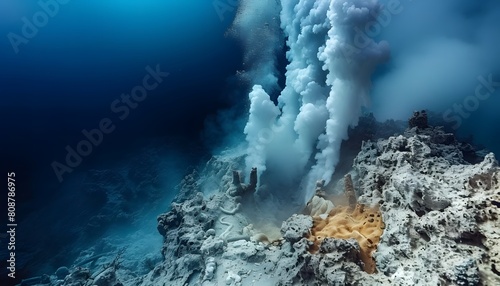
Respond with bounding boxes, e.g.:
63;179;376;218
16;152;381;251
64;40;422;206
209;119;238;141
241;0;389;203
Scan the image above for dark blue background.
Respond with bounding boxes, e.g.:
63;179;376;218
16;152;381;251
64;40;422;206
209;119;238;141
0;0;245;280
0;0;243;192
1;0;498;282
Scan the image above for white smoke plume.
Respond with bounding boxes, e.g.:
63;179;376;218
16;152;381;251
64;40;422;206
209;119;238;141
239;0;389;203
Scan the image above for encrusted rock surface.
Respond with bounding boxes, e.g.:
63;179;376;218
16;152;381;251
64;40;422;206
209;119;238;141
354;126;500;285
144;125;499;285
280;215;313;244
38;124;499;286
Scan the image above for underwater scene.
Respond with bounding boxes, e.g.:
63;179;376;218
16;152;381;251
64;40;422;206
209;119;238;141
1;0;500;285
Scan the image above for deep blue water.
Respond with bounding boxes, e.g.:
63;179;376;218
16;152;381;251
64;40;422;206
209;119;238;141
1;0;499;283
1;1;243;187
0;0;244;280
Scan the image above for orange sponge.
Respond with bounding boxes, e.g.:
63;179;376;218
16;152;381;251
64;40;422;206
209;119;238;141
307;204;384;274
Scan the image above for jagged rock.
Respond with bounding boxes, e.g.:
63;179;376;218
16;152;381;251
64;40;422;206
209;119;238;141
222;240;265;262
203;257;217;281
344;174;357;208
448;258;481;286
229;167;259;197
408;110;428;129
68;127;498;286
281;214;313;244
173;170;201;203
62;268;91;286
354;125;499;285
55;266;70;280
319;238;359;260
156;205;182;236
249;167;257;191
93;267;121;286
200;236;225;256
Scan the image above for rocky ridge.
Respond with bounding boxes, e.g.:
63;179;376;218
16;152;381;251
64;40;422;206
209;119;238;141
34;119;500;286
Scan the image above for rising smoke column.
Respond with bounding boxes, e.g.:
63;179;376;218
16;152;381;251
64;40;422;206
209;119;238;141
242;0;389;203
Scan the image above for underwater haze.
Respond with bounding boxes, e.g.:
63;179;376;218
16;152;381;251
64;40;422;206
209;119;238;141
1;1;242;194
1;0;243;281
1;0;500;285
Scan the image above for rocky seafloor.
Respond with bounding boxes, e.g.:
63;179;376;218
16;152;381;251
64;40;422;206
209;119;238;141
23;114;500;286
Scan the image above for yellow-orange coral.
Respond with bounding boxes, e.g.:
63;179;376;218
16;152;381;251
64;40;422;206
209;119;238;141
307;204;384;274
